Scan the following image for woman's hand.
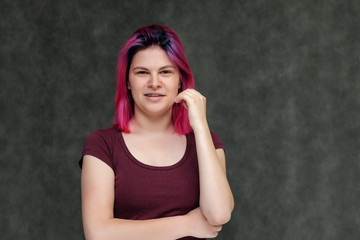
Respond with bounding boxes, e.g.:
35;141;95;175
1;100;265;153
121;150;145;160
185;208;222;238
174;89;208;131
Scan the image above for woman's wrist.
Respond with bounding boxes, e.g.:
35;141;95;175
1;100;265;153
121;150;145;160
174;214;192;238
191;120;209;134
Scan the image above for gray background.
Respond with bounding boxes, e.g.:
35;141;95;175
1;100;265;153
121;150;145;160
1;0;359;239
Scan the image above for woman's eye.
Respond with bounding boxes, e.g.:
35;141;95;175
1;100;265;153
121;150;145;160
161;70;172;74
136;71;148;75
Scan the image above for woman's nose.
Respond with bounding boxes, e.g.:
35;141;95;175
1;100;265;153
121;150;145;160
148;74;161;88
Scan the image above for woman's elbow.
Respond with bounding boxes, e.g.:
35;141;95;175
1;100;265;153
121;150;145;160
83;224;108;240
83;229;99;240
206;208;233;225
84;230;108;240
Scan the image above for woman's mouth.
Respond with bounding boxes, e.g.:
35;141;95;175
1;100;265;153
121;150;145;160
144;94;165;97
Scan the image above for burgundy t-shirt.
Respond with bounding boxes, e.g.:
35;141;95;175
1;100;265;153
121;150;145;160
80;125;224;239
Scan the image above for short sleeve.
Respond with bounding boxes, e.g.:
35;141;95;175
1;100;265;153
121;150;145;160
79;130;114;169
210;131;225;151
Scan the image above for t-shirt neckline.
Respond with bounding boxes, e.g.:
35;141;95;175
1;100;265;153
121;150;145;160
117;130;191;171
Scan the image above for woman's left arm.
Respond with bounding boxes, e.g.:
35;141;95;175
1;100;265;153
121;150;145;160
175;89;234;226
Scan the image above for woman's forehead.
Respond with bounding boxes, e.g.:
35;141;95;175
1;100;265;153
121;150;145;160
131;46;176;69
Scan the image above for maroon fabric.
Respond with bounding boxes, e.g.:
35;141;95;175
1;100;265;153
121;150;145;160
80;125;224;239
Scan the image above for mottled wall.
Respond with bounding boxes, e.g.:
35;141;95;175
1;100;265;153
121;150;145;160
1;0;359;239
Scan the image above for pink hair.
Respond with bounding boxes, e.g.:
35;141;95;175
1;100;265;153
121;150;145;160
113;24;194;135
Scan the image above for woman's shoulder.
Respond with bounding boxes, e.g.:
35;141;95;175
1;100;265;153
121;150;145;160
88;125;121;138
83;125;122;150
210;131;224;150
80;125;121;169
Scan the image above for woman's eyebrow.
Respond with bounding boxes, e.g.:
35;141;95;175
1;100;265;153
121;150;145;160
159;65;176;70
132;66;148;70
132;65;176;70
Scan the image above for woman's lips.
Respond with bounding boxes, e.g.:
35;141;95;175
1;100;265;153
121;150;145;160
144;94;165;97
144;93;165;101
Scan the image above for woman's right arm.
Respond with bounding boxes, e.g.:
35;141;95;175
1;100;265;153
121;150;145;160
81;155;221;240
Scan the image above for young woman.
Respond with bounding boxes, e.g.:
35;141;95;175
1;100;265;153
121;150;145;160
80;24;234;240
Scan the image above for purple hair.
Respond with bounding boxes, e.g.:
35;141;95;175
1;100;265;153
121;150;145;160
113;24;194;134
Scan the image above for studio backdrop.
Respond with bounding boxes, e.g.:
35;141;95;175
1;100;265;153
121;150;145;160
1;0;359;239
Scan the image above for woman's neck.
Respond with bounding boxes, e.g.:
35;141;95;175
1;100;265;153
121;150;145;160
129;111;174;135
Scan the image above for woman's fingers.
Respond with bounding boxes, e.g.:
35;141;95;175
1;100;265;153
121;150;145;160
174;89;207;129
175;89;206;109
175;89;193;103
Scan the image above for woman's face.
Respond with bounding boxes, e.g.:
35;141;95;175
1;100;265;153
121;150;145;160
128;45;181;118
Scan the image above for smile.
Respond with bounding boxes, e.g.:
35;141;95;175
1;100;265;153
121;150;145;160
144;94;165;97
